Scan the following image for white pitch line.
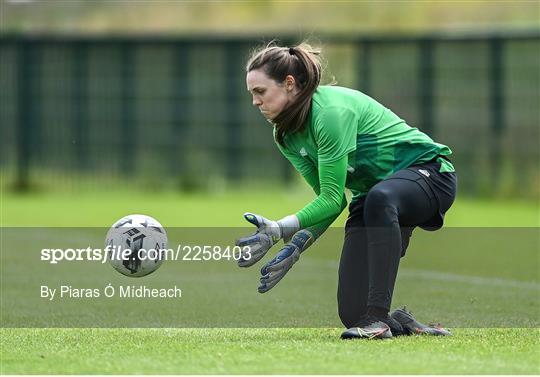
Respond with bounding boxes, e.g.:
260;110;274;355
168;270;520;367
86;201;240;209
399;268;540;291
303;259;540;291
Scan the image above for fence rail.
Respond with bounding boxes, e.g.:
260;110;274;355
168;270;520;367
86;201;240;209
1;32;539;196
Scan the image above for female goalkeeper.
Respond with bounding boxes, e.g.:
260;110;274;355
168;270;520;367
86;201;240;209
237;42;457;339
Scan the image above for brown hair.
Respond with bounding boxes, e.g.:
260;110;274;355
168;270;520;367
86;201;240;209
246;41;323;145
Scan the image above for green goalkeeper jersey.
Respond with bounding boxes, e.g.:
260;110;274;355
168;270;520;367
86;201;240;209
275;85;454;235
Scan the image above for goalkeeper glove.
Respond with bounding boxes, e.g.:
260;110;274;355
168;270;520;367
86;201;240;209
258;229;314;293
236;212;298;267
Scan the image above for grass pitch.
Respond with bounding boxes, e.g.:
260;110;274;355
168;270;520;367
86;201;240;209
2;328;539;374
1;189;539;374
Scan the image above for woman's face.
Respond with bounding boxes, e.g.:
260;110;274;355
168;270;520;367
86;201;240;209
246;69;297;121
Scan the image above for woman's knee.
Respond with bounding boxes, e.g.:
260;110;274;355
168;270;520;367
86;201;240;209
365;185;397;207
364;186;399;225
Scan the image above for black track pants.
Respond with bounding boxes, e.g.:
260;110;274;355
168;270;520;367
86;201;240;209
337;160;457;328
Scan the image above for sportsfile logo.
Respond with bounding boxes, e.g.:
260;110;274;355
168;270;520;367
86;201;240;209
40;244;252;264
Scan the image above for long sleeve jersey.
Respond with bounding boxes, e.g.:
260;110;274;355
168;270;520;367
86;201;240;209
275;85;454;237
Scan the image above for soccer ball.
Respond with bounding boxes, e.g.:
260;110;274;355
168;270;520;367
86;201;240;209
105;214;168;277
